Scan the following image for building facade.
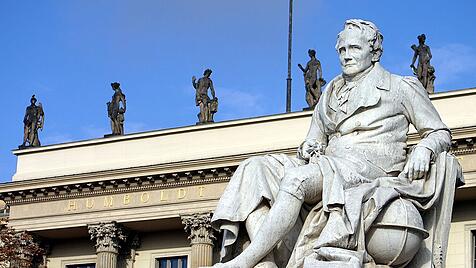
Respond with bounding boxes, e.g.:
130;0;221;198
1;88;476;268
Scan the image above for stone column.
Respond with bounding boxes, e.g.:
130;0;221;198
181;212;216;268
88;221;127;268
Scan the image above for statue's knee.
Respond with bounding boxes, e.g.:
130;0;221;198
280;170;303;196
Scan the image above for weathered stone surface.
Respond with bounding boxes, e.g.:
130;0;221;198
208;19;461;268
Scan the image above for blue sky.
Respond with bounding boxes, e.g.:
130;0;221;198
1;0;475;182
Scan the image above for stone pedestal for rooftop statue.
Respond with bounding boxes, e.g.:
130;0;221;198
88;221;127;268
182;212;216;268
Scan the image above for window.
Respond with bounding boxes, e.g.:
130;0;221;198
156;256;187;268
66;264;95;268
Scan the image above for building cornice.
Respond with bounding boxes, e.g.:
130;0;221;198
7;126;476;187
1;167;235;205
1;132;475;205
1;147;294;193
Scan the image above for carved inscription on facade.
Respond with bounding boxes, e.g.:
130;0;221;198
65;186;207;212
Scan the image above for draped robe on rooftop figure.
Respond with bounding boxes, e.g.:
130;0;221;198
211;63;451;267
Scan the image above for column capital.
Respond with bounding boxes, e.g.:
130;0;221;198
181;212;215;245
88;221;127;254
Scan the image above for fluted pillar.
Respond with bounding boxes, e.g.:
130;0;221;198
88;221;127;268
181;212;216;268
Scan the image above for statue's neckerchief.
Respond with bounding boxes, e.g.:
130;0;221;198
336;65;374;113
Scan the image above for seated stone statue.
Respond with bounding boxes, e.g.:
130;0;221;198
209;19;462;268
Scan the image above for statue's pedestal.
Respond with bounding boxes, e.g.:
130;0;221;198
104;133;121;138
196;121;214;125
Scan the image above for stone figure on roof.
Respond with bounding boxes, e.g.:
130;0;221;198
208;19;461;268
19;95;44;148
298;49;326;109
192;69;218;124
411;34;435;94
107;82;126;136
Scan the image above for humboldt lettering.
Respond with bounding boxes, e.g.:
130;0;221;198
64;186;207;212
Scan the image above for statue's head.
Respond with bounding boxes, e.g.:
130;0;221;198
308;49;316;57
203;69;213;77
336;19;383;77
30;95;37;105
111;82;121;90
418;34;426;44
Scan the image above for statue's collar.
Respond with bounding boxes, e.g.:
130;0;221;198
332;63;390;92
371;63;391;91
321;63;391;127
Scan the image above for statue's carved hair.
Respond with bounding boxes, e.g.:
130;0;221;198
308;49;316;56
336;19;384;62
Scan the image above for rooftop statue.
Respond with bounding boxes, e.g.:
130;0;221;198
192;69;218;124
411;34;435;94
209;19;462;268
298;49;326;109
19;95;44;148
107;82;126;136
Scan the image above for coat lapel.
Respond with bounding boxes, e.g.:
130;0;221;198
335;63;390;127
318;76;341;133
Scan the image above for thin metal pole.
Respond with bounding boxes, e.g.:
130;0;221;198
286;0;293;113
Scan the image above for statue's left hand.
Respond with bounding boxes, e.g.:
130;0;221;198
403;146;432;181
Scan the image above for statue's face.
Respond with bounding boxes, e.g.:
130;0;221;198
337;29;373;77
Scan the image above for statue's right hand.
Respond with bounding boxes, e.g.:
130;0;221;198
298;139;321;161
192;76;196;81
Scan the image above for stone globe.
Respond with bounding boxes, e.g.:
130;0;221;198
365;198;429;266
